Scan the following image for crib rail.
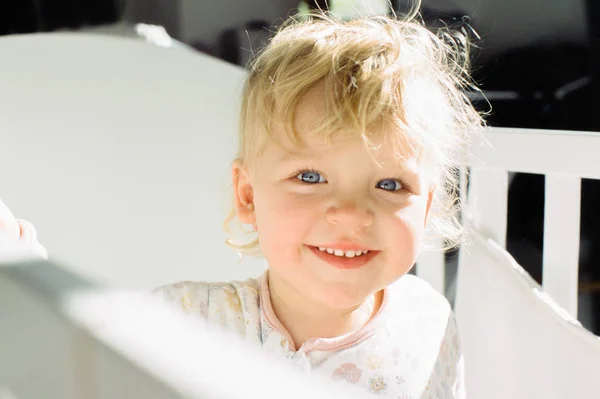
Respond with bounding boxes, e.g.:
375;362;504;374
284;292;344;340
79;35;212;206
0;259;363;399
417;127;600;318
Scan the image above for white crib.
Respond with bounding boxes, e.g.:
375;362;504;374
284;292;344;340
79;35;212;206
434;128;600;398
0;31;599;399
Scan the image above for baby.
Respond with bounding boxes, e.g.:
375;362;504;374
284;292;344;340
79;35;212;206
0;7;483;399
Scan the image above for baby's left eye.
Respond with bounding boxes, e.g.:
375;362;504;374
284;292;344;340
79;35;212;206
376;179;402;191
296;171;326;184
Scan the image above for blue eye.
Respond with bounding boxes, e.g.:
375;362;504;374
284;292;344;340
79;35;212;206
377;179;402;191
296;171;326;184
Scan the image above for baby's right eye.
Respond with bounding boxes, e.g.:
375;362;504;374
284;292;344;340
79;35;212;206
296;171;326;184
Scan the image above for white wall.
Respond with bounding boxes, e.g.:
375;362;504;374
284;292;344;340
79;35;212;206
0;33;266;289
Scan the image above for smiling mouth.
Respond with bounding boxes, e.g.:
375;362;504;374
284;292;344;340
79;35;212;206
306;245;379;270
316;247;370;258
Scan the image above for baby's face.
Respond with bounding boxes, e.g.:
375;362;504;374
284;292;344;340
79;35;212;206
234;85;434;310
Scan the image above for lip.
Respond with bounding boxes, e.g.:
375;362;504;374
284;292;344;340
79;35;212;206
306;245;379;270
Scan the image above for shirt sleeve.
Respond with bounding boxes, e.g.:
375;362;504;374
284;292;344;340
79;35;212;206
454;349;466;399
449;310;466;399
421;308;466;399
152;281;210;320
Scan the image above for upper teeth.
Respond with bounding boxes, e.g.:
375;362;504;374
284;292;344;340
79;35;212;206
318;247;369;257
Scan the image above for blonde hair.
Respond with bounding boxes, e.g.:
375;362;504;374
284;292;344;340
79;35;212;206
225;5;485;255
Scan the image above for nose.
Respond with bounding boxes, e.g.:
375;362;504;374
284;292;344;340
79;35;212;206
325;199;374;230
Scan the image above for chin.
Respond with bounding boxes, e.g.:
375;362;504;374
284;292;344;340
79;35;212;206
312;282;376;310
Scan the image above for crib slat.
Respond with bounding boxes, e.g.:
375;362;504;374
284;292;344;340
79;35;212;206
470;128;600;180
542;174;581;318
467;168;509;248
416;239;445;294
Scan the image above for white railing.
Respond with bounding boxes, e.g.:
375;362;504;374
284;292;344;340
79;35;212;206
417;127;600;319
0;259;364;399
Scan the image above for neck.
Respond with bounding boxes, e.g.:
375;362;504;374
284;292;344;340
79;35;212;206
266;272;383;351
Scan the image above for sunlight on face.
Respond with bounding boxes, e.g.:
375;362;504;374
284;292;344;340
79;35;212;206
238;83;434;310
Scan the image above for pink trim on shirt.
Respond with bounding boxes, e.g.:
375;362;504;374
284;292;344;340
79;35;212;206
259;271;298;347
258;271;390;353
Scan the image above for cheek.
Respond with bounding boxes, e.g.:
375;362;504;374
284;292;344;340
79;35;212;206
386;197;429;255
253;188;322;247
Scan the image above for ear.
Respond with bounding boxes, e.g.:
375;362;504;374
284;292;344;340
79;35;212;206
423;185;436;227
232;159;256;227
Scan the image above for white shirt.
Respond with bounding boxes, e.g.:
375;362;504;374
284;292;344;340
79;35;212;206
154;271;465;398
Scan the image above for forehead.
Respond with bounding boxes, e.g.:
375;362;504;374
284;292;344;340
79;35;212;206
272;108;417;167
279;81;412;143
292;82;327;133
264;129;421;178
256;79;435;182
